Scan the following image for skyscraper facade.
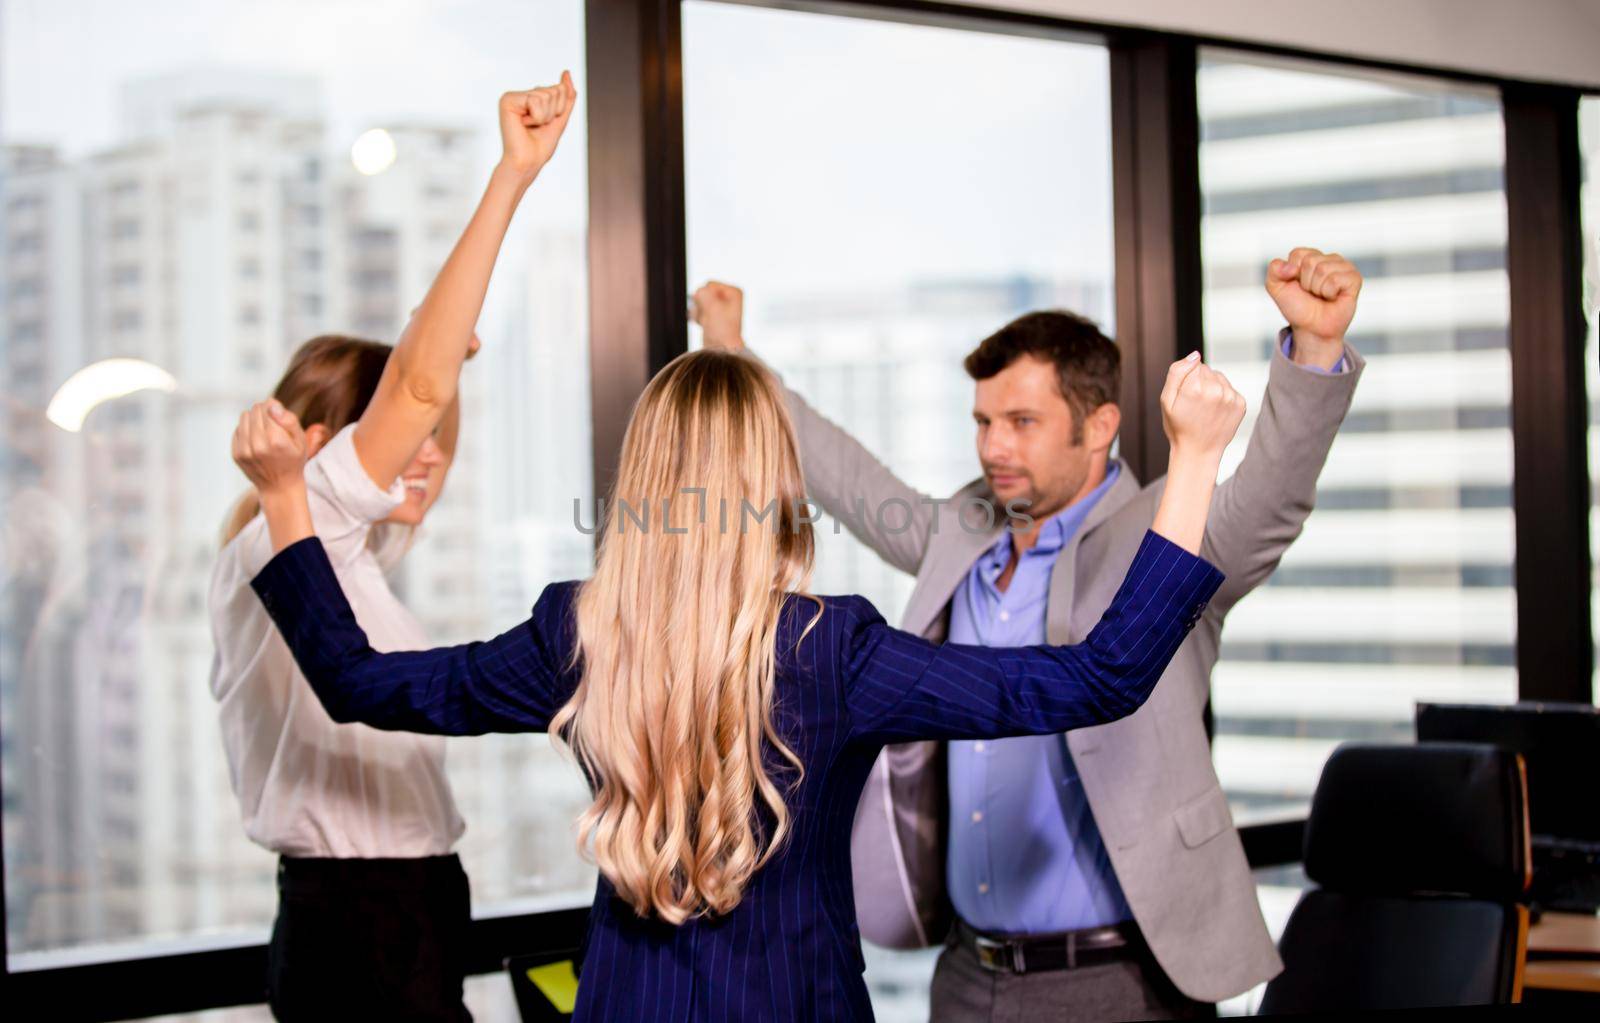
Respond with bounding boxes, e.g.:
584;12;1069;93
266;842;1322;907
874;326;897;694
1;69;596;961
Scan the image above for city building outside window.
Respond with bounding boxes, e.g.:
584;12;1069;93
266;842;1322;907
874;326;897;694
1198;51;1518;1013
0;13;596;1021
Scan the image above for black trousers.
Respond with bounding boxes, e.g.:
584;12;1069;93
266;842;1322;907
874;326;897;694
268;854;473;1022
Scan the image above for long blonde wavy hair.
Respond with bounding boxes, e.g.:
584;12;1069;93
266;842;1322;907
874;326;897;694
553;349;822;924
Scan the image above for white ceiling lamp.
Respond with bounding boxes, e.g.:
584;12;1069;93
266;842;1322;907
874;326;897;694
46;358;178;432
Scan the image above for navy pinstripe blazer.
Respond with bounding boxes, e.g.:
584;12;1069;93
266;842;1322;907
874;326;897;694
251;529;1222;1021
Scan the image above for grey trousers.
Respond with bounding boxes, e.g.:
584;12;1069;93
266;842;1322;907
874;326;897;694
928;932;1214;1023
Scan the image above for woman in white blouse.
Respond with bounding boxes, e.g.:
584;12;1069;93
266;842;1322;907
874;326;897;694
209;73;577;1021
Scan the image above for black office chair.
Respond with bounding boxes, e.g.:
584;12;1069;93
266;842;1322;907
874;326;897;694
1259;741;1531;1014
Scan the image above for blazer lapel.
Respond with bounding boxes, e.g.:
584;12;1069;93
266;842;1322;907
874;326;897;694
1045;458;1143;644
900;482;1004;637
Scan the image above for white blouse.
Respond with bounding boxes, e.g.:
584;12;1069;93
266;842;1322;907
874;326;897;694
208;424;465;858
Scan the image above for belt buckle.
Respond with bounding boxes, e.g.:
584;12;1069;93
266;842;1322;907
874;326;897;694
973;934;1024;974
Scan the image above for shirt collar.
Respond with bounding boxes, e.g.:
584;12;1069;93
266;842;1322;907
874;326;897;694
982;461;1122;568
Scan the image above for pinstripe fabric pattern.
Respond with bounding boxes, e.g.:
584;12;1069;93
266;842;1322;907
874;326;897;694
250;529;1222;1021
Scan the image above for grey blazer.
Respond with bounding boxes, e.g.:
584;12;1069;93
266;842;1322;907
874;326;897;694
776;341;1364;1003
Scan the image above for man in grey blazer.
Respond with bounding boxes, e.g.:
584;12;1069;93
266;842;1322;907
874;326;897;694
693;248;1364;1021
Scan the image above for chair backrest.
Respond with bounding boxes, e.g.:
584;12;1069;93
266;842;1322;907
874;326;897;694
1259;742;1531;1014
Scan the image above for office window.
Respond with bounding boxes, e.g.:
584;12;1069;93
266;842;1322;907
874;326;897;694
683;0;1115;624
1584;96;1599;701
1198;52;1517;824
1;1;594;969
683;5;1113;1016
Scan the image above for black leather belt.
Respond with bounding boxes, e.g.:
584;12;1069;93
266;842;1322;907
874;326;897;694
955;917;1147;975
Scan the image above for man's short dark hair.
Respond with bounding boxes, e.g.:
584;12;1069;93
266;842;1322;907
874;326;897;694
963;310;1120;444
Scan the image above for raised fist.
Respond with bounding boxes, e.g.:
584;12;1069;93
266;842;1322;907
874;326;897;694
499;71;577;181
1265;248;1361;347
233;400;308;494
1160;353;1246;460
691;281;745;351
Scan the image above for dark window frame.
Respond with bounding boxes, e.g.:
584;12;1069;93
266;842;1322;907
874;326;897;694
3;0;1592;1015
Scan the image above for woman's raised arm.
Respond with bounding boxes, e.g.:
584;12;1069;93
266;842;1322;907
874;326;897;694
352;73;577;489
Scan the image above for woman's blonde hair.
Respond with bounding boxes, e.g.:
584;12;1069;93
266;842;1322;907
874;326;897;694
553;349;822;924
219;336;391;546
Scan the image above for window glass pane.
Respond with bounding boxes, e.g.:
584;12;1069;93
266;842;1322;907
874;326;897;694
683;3;1114;1014
1;0;594;964
1583;96;1600;702
1198;51;1516;823
683;0;1114;626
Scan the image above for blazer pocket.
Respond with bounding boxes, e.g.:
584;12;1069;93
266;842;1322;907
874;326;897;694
1174;785;1234;849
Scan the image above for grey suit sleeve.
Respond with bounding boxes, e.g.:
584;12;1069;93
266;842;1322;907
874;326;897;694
763;357;937;577
1200;338;1364;614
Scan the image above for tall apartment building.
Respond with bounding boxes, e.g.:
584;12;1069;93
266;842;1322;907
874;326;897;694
2;143;97;951
1196;56;1519;820
0;71;572;954
0;72;348;952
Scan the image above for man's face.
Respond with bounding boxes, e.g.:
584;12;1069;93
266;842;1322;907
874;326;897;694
972;354;1097;523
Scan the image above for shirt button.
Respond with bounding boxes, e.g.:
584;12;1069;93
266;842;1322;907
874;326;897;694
974;742;985;753
978;883;990;894
971;811;984;823
998;610;1010;622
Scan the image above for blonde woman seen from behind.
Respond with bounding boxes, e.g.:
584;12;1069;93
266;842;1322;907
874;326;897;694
233;345;1241;1021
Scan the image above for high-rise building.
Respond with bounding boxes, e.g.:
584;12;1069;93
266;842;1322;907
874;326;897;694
1197;56;1518;822
1;73;355;952
0;70;574;955
2;142;97;951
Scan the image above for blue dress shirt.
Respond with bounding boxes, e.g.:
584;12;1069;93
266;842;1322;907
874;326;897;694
947;465;1131;933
